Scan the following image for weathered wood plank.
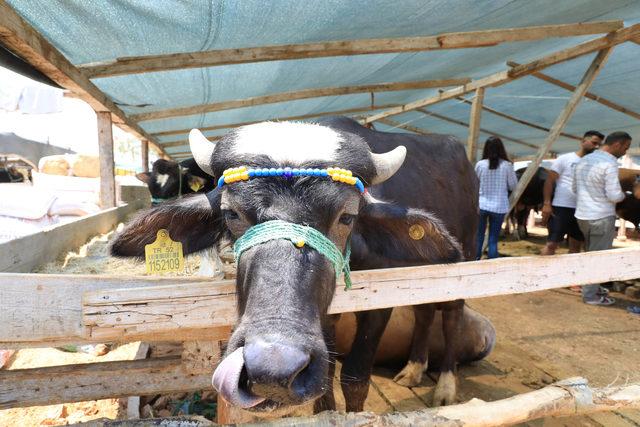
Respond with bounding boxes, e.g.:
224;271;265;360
466;88;484;162
0;2;167;157
377;118;432;135
0;202;143;273
98;111;116;208
130;78;471;122
363;24;640;124
141;140;149;173
78;21;623;78
3;246;640;347
0;356;212;409
80;247;640;345
507;60;640;121
508;47;613;212
151;104;401;138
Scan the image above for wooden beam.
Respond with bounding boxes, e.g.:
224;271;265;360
0;203;144;273
466;88;485;162
3;246;640;348
130;78;471;122
0;2;168;158
141;140;149;173
0;356;211;409
150;104;401;138
97;112;116;208
363;24;640;124
444;90;582;141
214;377;640;426
415;108;542;151
508;47;613;212
78;21;623;78
507;60;640;121
161;135;222;149
377;118;432;135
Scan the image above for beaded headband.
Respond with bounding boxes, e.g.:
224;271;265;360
217;166;366;193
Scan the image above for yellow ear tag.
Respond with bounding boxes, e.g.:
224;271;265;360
409;224;425;240
189;181;203;192
145;229;184;274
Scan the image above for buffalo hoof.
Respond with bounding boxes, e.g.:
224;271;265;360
393;361;424;387
432;371;456;406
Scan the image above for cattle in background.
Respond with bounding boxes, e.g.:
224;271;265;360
510;166;549;239
111;117;494;415
0;165;25;183
136;158;215;205
616;168;640;231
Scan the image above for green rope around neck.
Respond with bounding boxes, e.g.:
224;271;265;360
233;219;353;290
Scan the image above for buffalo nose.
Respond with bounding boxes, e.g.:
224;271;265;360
243;340;311;402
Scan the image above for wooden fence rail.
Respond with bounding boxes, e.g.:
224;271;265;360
2;246;640;348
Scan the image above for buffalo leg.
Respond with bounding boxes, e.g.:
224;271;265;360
314;321;337;413
433;299;464;406
393;304;436;387
340;308;392;412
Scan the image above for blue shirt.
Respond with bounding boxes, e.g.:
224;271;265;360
475;159;517;214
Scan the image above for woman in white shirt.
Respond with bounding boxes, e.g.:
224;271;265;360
475;136;517;259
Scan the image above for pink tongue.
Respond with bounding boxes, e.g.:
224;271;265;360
212;347;266;409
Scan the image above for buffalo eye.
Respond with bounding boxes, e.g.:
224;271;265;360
339;213;355;226
223;209;239;221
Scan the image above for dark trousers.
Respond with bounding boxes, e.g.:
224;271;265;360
477;209;505;260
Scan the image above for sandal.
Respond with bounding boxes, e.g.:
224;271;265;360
627;306;640;315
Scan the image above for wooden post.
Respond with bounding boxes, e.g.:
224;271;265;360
466;88;484;163
97;112;116;208
617;220;627;241
141;140;149;173
508;47;613;212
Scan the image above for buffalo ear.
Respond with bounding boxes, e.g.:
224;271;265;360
351;198;462;269
110;191;225;258
136;172;151;184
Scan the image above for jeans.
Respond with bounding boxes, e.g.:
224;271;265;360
577;216;616;301
477;210;505;260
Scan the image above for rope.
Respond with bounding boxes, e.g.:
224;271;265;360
233;220;353;289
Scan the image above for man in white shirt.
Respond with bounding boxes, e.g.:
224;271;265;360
541;131;604;256
573;131;632;306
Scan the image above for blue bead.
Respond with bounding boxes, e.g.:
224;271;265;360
217;176;225;187
291;168;299;176
247;170;255;177
276;168;284;175
355;179;365;193
269;168;277;176
320;170;328;177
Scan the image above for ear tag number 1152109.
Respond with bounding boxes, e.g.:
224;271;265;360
145;229;184;274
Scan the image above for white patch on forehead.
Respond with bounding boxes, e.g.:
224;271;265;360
156;173;170;187
232;121;340;164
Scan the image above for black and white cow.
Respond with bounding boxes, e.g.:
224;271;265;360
111;117;493;415
137;158;215;205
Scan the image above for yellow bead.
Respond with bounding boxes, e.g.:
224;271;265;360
295;239;305;248
240;172;249;180
332;174;340;181
224;176;232;183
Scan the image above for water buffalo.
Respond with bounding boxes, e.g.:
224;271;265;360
136;158;215;205
510;166;549;239
617;168;640;231
110;116;491;415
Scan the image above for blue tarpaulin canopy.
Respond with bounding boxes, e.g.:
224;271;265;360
4;0;640;159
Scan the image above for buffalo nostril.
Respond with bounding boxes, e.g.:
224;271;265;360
243;340;311;399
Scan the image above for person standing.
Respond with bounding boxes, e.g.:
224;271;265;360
573;131;632;306
475;136;517;260
541;130;604;255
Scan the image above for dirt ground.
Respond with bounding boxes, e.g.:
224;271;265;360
2;223;640;426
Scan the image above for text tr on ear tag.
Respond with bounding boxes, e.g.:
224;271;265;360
145;229;184;274
189;180;203;192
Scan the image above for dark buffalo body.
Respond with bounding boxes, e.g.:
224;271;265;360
511;166;548;237
617;168;640;230
111;116;487;415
